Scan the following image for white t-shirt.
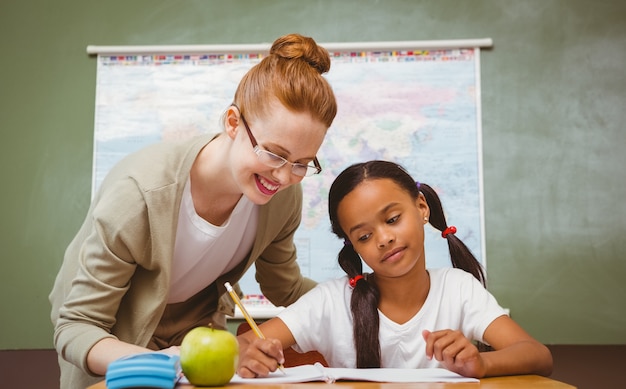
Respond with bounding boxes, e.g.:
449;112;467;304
278;267;507;368
167;179;258;303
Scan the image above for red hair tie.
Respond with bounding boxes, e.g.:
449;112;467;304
442;226;457;238
349;275;364;288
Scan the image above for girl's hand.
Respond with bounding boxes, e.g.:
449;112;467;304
237;337;285;378
422;329;486;378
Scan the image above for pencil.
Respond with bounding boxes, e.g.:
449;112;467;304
224;282;286;374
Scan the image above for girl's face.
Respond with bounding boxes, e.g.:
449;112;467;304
338;178;429;279
226;101;327;205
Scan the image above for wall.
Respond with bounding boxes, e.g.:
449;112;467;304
1;0;624;351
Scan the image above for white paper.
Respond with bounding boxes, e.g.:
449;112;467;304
222;363;479;384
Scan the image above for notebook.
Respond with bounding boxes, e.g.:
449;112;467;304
180;363;478;385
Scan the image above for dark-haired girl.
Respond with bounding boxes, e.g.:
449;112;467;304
238;160;552;379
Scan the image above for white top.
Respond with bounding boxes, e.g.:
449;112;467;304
278;267;507;368
168;179;258;303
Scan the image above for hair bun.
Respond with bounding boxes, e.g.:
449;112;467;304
270;33;331;74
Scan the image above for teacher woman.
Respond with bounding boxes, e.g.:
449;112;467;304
49;32;337;389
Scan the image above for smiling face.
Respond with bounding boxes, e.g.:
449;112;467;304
337;178;430;279
226;101;328;205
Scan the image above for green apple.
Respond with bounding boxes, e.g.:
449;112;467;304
180;326;239;386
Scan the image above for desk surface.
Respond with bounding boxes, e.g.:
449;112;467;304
89;375;575;389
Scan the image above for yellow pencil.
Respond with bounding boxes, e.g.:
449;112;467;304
224;282;286;374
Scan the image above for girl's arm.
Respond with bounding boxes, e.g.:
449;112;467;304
236;317;296;378
480;315;553;377
423;315;553;378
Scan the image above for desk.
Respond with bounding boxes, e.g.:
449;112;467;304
88;375;575;389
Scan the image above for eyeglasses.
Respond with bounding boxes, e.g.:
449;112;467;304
238;110;322;177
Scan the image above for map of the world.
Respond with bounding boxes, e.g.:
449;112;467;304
93;47;485;296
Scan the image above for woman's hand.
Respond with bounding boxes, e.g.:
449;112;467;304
158;345;180;355
422;329;486;378
236;336;285;378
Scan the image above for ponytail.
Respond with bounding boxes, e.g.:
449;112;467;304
419;183;486;286
338;243;381;367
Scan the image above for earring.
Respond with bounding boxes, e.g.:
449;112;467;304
424;217;428;224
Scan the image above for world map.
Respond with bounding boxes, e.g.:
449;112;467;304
93;48;485;296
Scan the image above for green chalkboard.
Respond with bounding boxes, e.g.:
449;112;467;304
1;0;624;349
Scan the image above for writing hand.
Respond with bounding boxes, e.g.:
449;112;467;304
422;329;486;378
237;337;285;378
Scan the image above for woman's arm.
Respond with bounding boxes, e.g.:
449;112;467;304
86;338;180;375
51;179;160;375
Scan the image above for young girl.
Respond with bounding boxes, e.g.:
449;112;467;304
49;33;337;389
237;160;553;379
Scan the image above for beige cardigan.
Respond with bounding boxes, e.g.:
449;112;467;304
49;134;316;388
